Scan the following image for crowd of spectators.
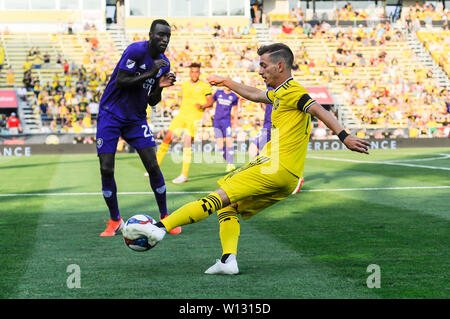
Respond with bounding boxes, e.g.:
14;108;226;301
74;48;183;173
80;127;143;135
1;11;449;139
416;27;450;77
285;2;384;23
17;29;116;136
26;67;103;135
402;2;450;26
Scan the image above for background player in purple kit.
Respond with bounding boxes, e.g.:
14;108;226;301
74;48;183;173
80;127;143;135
96;19;181;236
212;87;240;172
248;87;273;159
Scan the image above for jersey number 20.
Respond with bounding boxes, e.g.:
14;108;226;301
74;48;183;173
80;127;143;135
141;124;153;138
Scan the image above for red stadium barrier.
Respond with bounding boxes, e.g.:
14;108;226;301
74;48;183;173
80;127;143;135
304;87;334;105
0;90;18;108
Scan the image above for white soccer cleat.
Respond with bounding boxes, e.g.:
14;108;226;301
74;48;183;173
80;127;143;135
204;259;239;275
172;174;188;184
122;222;166;246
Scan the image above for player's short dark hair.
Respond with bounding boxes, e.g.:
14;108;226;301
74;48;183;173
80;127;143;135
189;62;201;69
257;43;294;70
150;19;170;33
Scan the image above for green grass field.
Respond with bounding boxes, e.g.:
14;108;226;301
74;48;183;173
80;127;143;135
0;147;449;299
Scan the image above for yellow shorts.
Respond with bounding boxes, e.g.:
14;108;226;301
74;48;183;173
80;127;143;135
217;155;302;220
168;115;200;138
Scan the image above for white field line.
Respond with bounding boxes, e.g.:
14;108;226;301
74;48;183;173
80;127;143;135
1;186;449;197
384;153;450;162
307;154;450;171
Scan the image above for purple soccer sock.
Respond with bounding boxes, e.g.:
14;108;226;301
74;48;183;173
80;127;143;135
149;171;168;219
226;146;235;164
101;176;120;221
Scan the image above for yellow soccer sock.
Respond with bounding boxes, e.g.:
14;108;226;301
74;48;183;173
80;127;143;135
218;207;240;256
181;147;192;177
156;142;170;165
161;192;223;231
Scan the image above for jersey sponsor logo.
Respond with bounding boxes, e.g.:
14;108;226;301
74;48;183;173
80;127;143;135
143;78;156;91
218;98;232;106
126;59;136;69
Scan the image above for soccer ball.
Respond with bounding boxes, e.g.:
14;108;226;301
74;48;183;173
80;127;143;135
122;214;157;252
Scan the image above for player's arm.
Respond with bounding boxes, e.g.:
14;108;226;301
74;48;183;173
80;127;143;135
147;73;176;106
197;94;213;110
116;59;169;88
207;75;270;104
306;102;370;154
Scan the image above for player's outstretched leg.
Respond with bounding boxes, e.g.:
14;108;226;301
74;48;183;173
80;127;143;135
139;192;224;245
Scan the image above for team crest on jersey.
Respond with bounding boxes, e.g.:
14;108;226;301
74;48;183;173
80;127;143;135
126;59;136;69
273;98;280;111
96;138;103;149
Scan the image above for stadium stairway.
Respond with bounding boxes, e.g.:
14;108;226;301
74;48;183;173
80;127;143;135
17;90;42;133
407;29;450;90
328;91;360;130
108;24;128;53
253;23;272;46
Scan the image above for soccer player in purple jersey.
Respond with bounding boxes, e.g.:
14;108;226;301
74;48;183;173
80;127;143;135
212;87;240;172
96;19;181;236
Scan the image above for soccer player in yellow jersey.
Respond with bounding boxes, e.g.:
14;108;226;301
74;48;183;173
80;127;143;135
156;63;213;183
124;43;370;274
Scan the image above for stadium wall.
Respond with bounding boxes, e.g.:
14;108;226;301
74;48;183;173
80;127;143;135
0;9;104;32
0;138;449;156
0;10;81;23
125;17;251;30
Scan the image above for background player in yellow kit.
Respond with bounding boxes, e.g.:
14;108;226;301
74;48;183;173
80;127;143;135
156;62;213;183
124;43;370;275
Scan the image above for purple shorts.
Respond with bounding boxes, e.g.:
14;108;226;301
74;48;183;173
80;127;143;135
252;127;271;150
96;111;156;154
213;121;232;139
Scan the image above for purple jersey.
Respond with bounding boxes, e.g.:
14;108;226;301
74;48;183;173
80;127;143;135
263;87;273;129
252;87;273;151
263;103;273;129
99;41;170;122
213;90;239;125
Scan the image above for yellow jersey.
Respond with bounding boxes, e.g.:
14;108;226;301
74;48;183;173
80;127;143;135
262;77;315;178
178;80;212;121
